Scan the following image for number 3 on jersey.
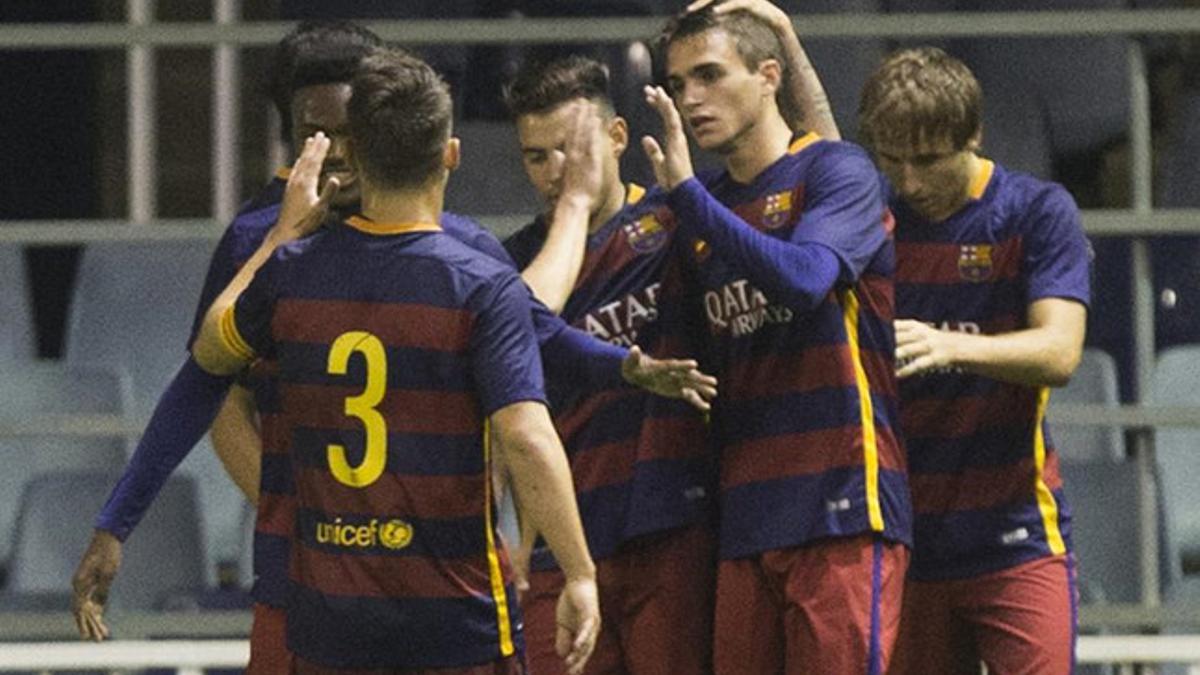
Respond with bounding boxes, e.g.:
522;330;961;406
327;331;387;488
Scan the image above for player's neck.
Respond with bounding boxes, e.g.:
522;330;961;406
588;179;628;234
725;111;793;185
359;181;443;226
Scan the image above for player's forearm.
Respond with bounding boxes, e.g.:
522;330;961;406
520;197;591;313
209;384;262;505
773;15;840;140
943;327;1084;387
496;405;595;582
94;359;232;539
669;178;840;312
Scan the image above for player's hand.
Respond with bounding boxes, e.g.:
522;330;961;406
641;85;695;191
894;318;959;379
273;132;340;244
688;0;791;33
621;345;718;412
559;101;606;214
71;530;122;642
555;575;600;675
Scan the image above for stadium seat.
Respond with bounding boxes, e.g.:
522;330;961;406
1050;348;1124;462
0;363;134;566
64;240;248;575
1151;345;1200;577
1;471;207;610
0;245;36;364
1061;460;1146;605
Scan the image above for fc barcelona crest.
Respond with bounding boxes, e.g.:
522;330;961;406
762;190;793;229
958;244;994;281
623;214;668;254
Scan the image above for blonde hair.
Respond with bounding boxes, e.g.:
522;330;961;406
859;47;982;152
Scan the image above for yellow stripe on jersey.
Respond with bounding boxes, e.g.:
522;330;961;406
274;166;292;180
968;159;995;200
1032;387;1067;555
482;421;516;657
788;131;821;155
841;289;885;532
626;183;646;206
218;306;256;362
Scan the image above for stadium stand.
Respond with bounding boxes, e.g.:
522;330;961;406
445;120;542;215
1062;459;1147;605
1151;345;1200;578
1051;348;1125;462
64;241;247;576
0;363;133;568
0;246;36;365
1;471;207;610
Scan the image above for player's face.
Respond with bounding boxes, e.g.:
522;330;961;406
516;99;622;214
290;83;359;207
873;132;976;222
666;29;772;154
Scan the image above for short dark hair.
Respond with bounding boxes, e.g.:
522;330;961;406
268;20;383;142
658;2;784;76
859;47;983;153
348;48;453;189
503;55;615;119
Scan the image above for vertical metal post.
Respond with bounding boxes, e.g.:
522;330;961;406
127;0;155;223
1128;40;1161;609
212;0;241;224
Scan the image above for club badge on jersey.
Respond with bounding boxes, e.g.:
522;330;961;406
762;190;794;230
622;212;669;254
958;244;995;282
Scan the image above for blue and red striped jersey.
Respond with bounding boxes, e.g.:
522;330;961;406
893;159;1091;581
505;185;713;570
679;134;911;559
224;216;545;669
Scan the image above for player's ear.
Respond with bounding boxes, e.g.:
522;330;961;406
758;58;782;96
966;128;983;153
444;137;461;172
609;115;629;159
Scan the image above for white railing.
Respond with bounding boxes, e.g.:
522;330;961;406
0;636;1197;671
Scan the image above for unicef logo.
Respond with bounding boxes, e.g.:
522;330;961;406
379;519;414;550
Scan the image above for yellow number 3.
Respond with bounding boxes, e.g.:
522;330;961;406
326;331;387;488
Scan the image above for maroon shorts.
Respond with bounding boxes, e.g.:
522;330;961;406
713;535;908;675
246;603;292;675
523;525;716;675
890;554;1077;675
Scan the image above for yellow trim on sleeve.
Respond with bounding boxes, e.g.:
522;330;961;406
1032;387;1067;555
218;306;256;362
626;183;646;206
482;420;516;657
841;289;885;532
968;159;995;200
788;132;822;155
274;166;292;180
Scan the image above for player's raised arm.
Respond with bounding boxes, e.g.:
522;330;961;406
193;133;337;375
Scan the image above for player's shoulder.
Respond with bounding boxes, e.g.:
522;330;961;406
226;177;286;240
989;162;1079;226
806;137;877;176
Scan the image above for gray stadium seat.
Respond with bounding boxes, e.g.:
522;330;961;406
1062;460;1146;605
64;240;247;575
0;363;134;565
447;121;542;216
1050;348;1123;462
0;245;36;364
1;471;207;611
1151;345;1200;577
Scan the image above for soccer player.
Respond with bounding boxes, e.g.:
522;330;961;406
644;3;912;673
70;21;709;673
859;47;1089;675
191;49;601;673
501;55;716;675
